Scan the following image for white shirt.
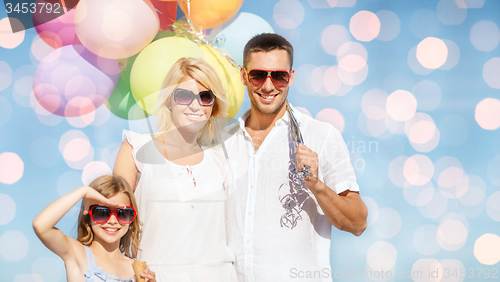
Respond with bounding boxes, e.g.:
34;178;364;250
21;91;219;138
223;106;359;282
123;130;237;282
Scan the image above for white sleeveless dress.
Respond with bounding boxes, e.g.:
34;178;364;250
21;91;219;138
123;130;237;282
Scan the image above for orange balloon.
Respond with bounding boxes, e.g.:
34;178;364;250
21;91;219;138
179;0;244;30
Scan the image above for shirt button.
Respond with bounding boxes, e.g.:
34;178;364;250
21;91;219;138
246;267;250;271
248;211;252;215
250;185;254;189
246;239;250;243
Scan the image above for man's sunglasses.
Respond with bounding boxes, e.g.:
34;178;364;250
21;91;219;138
89;205;137;225
173;88;216;106
245;69;291;87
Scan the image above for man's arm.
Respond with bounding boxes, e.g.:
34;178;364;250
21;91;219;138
296;144;368;236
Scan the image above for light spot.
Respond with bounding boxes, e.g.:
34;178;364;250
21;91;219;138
413;225;441;255
0;152;24;184
486;191;500;221
13;274;43;282
0;17;25;49
315;108;345;132
455;0;485;8
458;175;486;206
375;10;400;41
294;64;316;96
403;182;434;207
0;61;13;91
487;155;500;186
274;0;305;29
388;156;408;187
474;233;500;265
408;121;436;144
361;196;379;226
475;98;500;130
437;219;468;251
0;194;16;225
418;189;448;219
437;0;467;25
59;130;95;170
366;241;397;272
0;231;29;261
439;39;460;70
32;257;64;282
361;89;388;120
323;66;342;96
349;11;380;42
405;113;440;152
404;154;434;186
66;109;96;128
470;20;500;52
12;76;34;108
81;161;112;186
483;57;500;89
412;259;442;282
386;90;417;121
417;37;448;69
408;46;434;75
321;25;351;56
338;54;366;73
30;35;55;63
372;208;401;238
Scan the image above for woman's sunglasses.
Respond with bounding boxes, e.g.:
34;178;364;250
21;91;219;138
245;69;291;87
173;88;216;106
89;205;137;225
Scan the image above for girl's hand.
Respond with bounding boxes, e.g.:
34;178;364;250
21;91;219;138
141;268;156;282
81;186;126;215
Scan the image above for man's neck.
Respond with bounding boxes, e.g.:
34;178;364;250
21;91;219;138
244;104;288;152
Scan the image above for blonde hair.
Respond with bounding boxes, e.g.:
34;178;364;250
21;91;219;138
77;175;141;258
153;57;229;145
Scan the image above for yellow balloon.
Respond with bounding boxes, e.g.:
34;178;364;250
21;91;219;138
200;45;244;119
130;37;205;113
179;0;244;29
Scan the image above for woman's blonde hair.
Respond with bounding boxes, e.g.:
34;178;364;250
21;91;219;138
77;175;141;258
153;57;229;145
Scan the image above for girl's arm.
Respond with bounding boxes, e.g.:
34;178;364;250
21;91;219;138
32;186;125;262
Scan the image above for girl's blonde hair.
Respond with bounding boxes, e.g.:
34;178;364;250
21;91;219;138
77;175;141;258
153;57;229;145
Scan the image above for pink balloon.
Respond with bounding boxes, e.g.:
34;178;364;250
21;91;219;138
33;45;119;117
33;1;80;49
74;0;160;59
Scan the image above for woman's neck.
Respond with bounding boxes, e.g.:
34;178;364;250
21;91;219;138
89;239;123;258
162;124;199;148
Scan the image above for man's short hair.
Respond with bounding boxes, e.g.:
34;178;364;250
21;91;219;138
243;33;294;69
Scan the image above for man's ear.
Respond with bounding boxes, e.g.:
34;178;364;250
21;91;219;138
288;68;296;87
240;66;247;85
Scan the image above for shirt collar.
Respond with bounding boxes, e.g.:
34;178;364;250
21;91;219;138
236;103;303;130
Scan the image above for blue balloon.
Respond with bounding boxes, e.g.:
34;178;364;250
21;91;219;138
209;12;274;66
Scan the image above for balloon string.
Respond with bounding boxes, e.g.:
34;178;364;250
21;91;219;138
174;0;241;70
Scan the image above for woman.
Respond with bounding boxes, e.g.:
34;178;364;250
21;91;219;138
113;57;237;281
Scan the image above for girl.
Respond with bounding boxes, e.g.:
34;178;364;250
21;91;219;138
32;175;156;282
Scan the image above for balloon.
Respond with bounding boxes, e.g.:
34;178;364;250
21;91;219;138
105;55;149;120
33;45;120;117
149;0;177;31
200;45;244;119
130;37;205;113
74;0;159;59
33;2;80;49
209;12;274;66
179;0;244;30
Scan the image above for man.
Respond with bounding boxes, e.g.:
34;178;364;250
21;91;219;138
223;33;367;281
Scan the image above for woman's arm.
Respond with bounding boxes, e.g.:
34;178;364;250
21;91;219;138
32;186;125;261
114;140;140;192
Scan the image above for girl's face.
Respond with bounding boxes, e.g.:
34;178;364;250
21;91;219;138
90;192;132;246
168;77;214;133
